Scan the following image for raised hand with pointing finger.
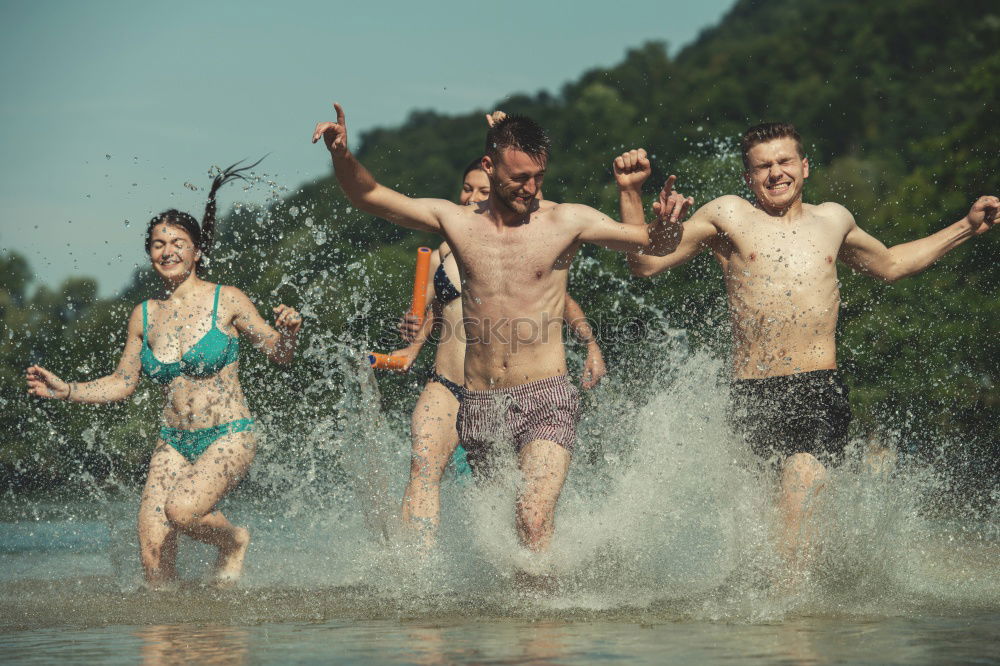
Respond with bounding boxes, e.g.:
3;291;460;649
312;103;349;155
654;175;695;224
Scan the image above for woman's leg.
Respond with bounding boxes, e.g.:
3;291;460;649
162;430;255;581
137;443;188;585
400;382;460;543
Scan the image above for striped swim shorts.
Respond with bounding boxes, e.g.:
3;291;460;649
456;374;580;472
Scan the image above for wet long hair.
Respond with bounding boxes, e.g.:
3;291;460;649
144;156;265;267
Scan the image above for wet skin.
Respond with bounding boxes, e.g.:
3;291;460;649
26;222;301;585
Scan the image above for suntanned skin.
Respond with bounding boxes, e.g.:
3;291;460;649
395;170;606;389
629;137;998;379
628;135;998;576
26;223;302;587
314;104;670;391
313;103;670;559
392;165;610;549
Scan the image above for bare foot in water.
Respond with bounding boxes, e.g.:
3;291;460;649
214;527;250;587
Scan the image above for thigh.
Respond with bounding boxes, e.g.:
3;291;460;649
410;382;460;472
517;439;571;512
139;443;190;530
168;431;256;517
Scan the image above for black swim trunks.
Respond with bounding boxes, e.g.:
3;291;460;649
728;369;852;461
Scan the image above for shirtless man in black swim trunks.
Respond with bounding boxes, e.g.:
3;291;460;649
626;122;998;572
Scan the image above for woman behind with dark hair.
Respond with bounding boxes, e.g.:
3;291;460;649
26;159;302;587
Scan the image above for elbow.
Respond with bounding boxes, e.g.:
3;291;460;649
881;264;908;284
628;260;656;279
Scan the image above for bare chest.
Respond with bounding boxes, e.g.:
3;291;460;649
449;220;571;300
725;219;843;286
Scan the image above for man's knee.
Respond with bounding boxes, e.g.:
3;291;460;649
781;452;827;492
516;502;554;543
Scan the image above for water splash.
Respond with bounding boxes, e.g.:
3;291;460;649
2;156;997;628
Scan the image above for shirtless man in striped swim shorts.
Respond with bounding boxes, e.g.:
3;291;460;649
312;103;679;565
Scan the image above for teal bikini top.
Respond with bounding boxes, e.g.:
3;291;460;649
141;284;240;384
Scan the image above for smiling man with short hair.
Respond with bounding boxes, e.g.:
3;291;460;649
313;104;677;571
627;121;998;574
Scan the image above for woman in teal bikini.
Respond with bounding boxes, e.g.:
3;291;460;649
26;161;302;587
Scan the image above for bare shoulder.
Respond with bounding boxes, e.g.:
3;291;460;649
694;195;750;225
218;284;255;311
708;194;751;216
549;202;602;223
811;201;856;228
127;303;144;332
429;198;466;218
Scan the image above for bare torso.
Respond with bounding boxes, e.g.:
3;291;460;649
709;197;853;379
439;201;578;390
144;286;251;429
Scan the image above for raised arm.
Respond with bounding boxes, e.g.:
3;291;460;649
574;149;655;252
226;287;302;365
838;196;997;283
312;103;453;233
26;305;144;404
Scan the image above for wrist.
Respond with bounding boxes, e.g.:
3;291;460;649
64;382;74;401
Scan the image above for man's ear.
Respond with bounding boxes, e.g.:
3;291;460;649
802;157;810;180
482;155;495;177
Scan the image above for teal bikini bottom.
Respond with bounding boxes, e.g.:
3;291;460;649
160;419;255;463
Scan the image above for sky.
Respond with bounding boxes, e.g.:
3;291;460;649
0;0;736;296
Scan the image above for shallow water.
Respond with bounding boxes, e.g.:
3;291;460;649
3;614;998;665
3;357;999;663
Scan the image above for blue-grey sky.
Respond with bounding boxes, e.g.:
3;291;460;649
0;0;735;296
